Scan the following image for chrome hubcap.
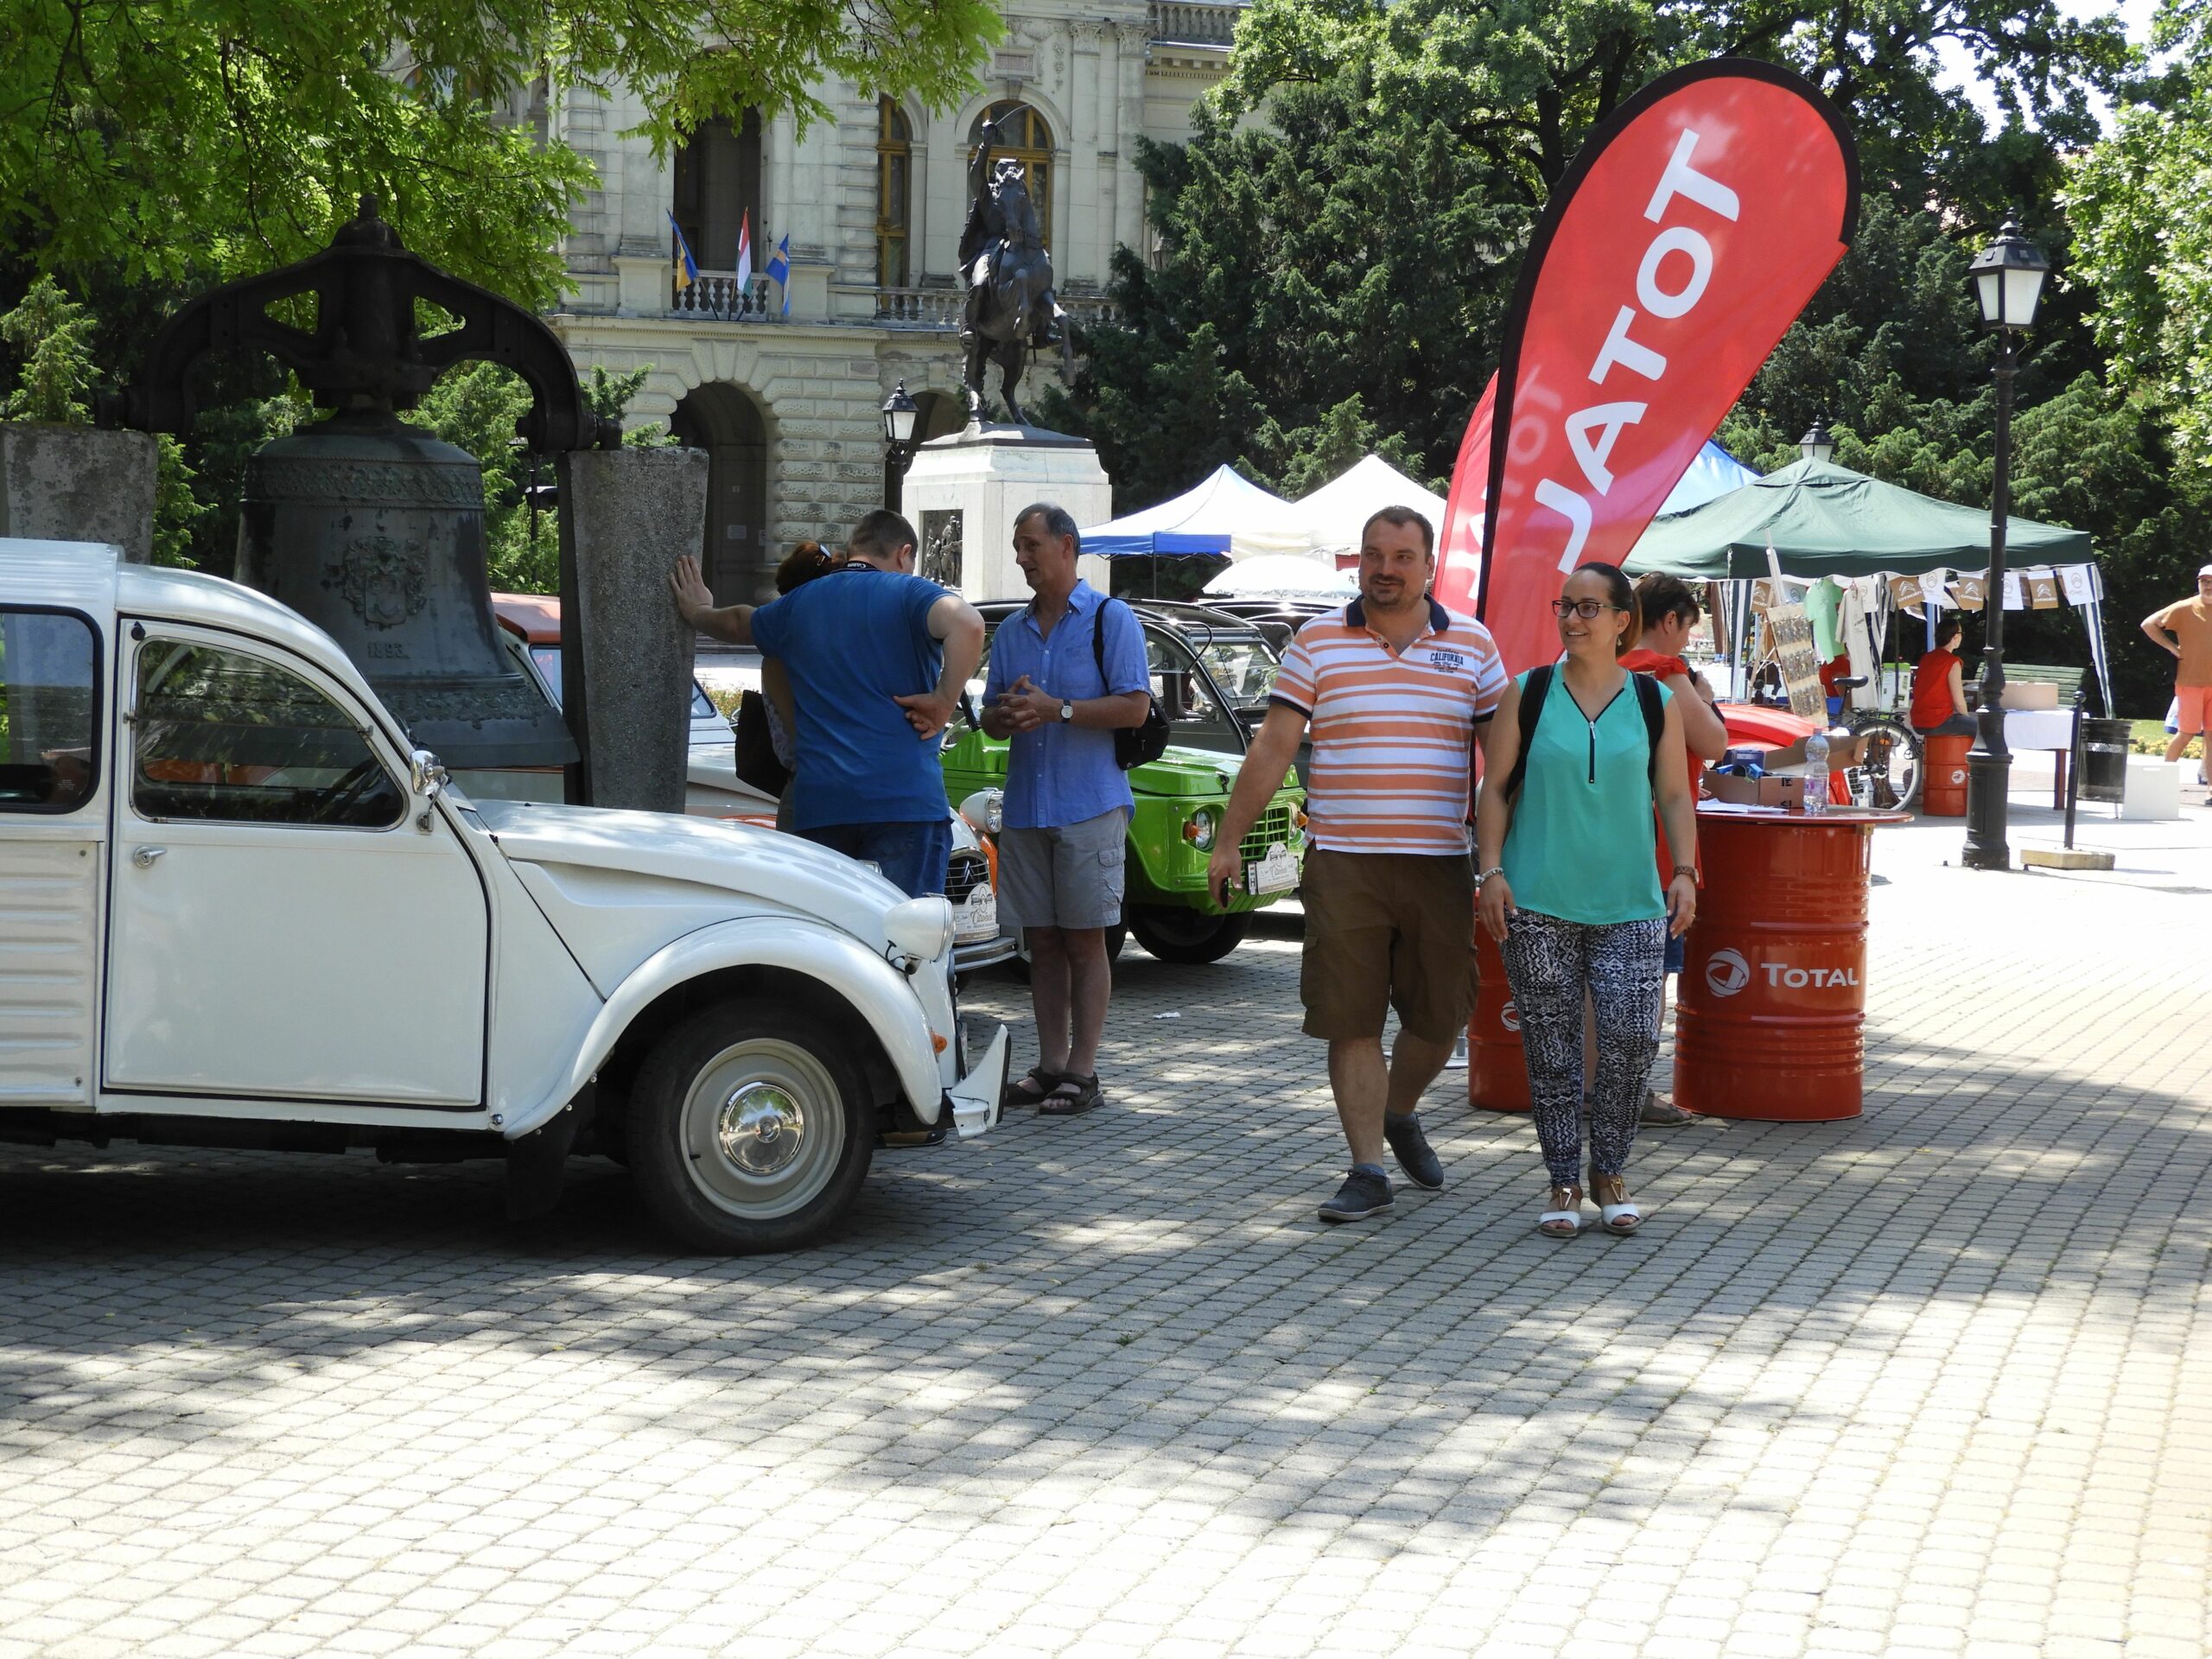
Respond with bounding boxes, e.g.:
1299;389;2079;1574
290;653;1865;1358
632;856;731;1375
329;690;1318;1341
716;1084;805;1177
679;1038;846;1220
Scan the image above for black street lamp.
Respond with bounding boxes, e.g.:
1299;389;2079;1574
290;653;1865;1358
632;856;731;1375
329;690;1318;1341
1799;418;1835;465
881;380;920;512
1961;213;2050;871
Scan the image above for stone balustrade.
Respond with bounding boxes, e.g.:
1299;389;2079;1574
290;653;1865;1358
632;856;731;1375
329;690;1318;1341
1149;0;1245;46
668;271;781;321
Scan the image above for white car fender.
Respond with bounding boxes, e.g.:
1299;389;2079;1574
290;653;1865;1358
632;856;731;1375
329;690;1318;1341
509;915;945;1138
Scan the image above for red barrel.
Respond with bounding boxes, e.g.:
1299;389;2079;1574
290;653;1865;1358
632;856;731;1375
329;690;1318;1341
1675;810;1891;1122
1467;922;1529;1113
1921;732;1971;817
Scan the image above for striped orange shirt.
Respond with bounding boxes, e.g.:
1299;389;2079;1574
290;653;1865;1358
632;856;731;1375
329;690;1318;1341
1271;596;1509;855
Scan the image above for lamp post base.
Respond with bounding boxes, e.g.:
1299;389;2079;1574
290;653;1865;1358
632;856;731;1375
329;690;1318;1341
1961;750;2013;870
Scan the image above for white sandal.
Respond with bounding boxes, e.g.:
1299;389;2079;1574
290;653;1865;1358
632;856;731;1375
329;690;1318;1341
1536;1185;1584;1239
1592;1174;1643;1236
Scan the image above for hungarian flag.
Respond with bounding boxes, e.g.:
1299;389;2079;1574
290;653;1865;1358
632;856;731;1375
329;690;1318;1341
1434;60;1859;674
735;211;753;294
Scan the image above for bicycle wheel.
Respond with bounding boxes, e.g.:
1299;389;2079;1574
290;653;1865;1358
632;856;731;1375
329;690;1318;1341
1845;716;1922;810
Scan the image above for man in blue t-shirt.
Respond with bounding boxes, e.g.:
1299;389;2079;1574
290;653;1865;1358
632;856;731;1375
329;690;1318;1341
670;508;986;897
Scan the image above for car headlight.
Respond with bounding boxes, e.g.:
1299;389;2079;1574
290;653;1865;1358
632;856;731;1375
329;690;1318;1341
885;895;957;964
959;787;1004;836
1182;808;1218;851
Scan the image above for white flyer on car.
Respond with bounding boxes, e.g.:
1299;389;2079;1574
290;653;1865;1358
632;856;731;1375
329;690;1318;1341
1249;841;1299;894
956;884;997;938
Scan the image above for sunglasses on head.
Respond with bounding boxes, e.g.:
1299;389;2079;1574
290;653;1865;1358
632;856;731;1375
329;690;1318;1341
1550;598;1628;620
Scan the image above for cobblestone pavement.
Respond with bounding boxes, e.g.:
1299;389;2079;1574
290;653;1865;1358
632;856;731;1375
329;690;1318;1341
3;780;2209;1659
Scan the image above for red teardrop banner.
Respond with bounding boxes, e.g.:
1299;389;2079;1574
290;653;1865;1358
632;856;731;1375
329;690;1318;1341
1433;59;1858;673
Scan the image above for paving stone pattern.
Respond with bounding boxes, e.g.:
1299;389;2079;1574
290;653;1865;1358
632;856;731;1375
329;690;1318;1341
2;795;2208;1658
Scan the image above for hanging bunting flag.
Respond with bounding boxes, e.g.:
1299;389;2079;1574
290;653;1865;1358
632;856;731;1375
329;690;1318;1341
1438;60;1859;671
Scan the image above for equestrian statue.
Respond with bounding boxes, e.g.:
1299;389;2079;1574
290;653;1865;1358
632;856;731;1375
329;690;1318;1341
958;119;1074;423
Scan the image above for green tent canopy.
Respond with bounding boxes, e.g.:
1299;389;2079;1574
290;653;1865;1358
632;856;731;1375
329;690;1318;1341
1623;458;2093;581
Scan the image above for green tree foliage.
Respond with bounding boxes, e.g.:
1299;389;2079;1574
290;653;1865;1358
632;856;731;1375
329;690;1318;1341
0;276;96;423
2069;0;2212;482
0;0;1000;308
1051;0;2126;509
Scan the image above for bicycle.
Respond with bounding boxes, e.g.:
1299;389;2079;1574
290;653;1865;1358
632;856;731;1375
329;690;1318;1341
1832;676;1923;810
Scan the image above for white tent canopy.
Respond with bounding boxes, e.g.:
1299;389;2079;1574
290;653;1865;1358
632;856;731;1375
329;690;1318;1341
1082;464;1313;562
1300;454;1448;556
1658;440;1762;515
1202;553;1359;600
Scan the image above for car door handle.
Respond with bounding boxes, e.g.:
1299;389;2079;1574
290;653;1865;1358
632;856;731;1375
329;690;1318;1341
131;846;166;868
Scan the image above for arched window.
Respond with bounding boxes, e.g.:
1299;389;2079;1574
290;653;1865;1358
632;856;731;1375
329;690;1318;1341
876;99;912;289
969;100;1053;251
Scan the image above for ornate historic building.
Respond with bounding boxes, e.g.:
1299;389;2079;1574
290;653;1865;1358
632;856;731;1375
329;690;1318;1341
543;3;1243;603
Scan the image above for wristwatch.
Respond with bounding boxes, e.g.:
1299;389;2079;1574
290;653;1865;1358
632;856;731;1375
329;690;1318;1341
1058;699;1074;722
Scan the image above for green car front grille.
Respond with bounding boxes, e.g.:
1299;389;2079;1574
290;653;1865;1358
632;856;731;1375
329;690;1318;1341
1241;804;1296;861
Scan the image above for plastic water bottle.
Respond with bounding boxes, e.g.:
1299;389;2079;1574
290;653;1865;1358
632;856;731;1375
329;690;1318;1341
1804;732;1830;816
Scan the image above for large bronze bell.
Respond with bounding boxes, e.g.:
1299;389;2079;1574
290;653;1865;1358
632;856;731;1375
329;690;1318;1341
107;198;617;771
236;411;569;766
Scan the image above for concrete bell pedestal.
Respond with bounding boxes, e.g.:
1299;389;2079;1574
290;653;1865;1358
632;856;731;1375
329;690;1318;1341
901;423;1113;603
1;424;157;563
557;446;710;813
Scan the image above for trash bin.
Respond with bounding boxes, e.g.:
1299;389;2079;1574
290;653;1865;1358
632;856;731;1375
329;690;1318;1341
1674;808;1901;1122
1467;923;1529;1113
2079;716;2132;804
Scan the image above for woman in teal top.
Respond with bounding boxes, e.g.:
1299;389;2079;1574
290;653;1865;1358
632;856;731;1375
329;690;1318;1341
1474;563;1700;1240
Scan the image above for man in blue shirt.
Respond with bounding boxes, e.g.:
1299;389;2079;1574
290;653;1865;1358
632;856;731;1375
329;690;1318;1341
669;508;985;898
982;503;1152;1116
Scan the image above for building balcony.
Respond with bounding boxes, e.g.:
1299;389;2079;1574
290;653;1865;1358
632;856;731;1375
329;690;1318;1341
669;270;782;321
1149;1;1245;47
864;286;1122;331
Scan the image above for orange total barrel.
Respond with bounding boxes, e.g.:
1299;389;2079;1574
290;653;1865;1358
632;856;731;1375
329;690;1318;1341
1674;809;1891;1122
1921;732;1972;817
1467;922;1529;1113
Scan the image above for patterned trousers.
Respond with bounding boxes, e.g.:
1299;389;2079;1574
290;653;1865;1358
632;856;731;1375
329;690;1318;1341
1501;910;1668;1186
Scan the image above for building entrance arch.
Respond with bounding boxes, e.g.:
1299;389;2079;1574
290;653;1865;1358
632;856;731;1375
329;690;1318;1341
671;382;771;605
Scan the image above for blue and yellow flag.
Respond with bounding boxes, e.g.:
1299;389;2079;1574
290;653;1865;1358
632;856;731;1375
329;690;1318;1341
667;212;699;292
766;234;791;316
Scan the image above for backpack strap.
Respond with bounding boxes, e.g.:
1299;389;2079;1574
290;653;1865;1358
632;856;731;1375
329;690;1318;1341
1502;664;1554;803
1632;671;1665;788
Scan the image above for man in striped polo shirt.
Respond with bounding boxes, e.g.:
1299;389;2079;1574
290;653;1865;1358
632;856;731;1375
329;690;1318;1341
1209;507;1509;1221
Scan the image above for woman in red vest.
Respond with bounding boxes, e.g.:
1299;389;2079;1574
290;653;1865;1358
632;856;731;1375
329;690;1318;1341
1910;616;1976;736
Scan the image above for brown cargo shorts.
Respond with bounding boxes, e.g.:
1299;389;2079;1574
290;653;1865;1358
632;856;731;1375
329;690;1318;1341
1299;848;1477;1044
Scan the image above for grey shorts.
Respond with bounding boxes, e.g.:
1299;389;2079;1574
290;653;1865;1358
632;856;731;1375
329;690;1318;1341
997;809;1128;931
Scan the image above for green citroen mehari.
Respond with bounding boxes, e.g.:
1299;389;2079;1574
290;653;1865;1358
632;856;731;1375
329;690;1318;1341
942;601;1306;964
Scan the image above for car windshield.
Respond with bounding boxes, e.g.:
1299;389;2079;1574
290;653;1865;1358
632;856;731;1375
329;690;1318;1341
531;645;719;720
1195;636;1279;706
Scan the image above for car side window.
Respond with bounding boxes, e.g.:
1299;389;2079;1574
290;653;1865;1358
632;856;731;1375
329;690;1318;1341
0;609;99;813
132;640;404;828
1143;626;1216;722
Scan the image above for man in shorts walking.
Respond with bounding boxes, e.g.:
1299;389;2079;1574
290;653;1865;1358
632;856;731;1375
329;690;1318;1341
2143;566;2212;785
983;504;1153;1116
1208;507;1509;1220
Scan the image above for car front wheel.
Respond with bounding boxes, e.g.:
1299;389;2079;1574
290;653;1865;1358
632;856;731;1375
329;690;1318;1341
630;998;874;1254
1127;905;1251;964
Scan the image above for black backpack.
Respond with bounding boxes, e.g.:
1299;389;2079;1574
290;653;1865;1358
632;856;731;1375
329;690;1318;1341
1092;598;1170;771
1501;663;1665;803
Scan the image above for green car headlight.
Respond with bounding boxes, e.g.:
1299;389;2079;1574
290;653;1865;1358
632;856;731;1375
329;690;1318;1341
1182;808;1218;851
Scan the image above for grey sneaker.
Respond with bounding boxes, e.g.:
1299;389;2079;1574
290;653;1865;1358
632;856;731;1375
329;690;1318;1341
1382;1112;1444;1189
1319;1167;1394;1224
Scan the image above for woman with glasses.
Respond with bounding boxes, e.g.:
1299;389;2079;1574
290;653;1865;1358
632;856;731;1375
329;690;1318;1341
1473;563;1700;1238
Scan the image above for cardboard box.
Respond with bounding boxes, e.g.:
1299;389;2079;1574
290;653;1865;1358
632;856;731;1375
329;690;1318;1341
2000;682;2057;711
1705;770;1801;808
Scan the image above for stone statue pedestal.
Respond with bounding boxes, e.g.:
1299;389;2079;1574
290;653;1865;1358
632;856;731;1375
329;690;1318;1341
901;423;1113;603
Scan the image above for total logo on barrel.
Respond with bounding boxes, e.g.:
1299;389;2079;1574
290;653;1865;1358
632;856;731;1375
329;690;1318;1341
1701;947;1860;997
